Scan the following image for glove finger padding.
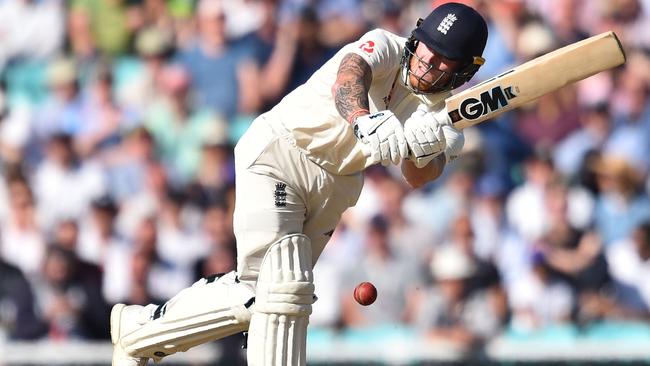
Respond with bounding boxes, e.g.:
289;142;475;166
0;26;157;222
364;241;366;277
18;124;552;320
432;124;446;153
404;128;423;157
388;134;400;165
442;125;464;163
368;135;382;166
415;128;433;156
423;126;437;147
394;125;409;160
380;139;391;166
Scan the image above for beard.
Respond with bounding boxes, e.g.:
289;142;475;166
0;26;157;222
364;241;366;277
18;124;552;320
407;67;451;93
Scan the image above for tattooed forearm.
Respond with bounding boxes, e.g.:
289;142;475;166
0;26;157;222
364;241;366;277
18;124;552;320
332;53;373;123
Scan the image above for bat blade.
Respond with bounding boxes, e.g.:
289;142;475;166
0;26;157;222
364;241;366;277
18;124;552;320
447;31;626;130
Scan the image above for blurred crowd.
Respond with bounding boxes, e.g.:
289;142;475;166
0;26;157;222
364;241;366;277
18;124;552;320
0;0;650;358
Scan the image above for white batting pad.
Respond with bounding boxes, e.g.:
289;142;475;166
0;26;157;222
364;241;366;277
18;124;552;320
247;234;315;366
114;271;254;363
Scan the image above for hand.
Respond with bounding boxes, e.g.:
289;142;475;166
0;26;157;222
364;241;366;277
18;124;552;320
442;123;464;163
404;105;448;168
353;110;408;166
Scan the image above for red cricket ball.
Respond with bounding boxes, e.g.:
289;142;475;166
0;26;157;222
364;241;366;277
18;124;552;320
353;282;377;306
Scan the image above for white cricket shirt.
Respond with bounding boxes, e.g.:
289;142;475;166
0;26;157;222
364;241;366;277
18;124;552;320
263;29;450;175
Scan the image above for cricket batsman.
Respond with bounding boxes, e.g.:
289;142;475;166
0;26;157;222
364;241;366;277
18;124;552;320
110;2;488;365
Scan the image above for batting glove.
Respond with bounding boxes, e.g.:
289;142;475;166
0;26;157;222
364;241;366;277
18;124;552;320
353;110;408;166
404;105;449;168
442;124;464;163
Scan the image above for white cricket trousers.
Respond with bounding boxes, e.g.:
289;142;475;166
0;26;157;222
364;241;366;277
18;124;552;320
233;115;364;285
110;116;363;364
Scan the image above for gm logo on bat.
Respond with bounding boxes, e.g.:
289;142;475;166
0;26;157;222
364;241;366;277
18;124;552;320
457;85;518;120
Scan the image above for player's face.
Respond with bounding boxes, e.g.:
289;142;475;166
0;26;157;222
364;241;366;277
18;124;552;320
408;42;461;92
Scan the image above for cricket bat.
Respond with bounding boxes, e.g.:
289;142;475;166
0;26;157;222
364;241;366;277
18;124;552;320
446;31;626;130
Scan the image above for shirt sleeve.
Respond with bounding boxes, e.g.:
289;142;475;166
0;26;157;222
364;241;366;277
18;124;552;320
340;29;402;80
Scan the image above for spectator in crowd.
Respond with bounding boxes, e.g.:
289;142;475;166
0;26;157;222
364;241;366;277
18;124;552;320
144;64;226;184
190;139;235;200
176;0;260;120
470;173;508;263
412;244;507;351
593;155;650;245
1;172;45;278
0;258;47;340
151;188;209;299
508;251;575;332
0;73;33;167
66;0;98;68
76;62;132;157
276;7;338;96
52;219;103;293
604;55;650;174
32;133;106;231
102;126;157;202
235;0;292;110
0;0;65;71
236;1;346;122
31;245;109;339
115;160;168;239
31;58;86;148
506;149;556;242
603;72;650;175
606;222;650;317
554;103;612;179
77;195;131;304
131;216;158;256
443;214;501;293
117;215;164;306
536;181;609;294
68;0;140;57
53;219;80;252
124;248;161;307
117;27;175;118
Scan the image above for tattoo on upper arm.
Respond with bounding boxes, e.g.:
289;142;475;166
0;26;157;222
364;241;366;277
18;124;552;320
333;53;372;122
